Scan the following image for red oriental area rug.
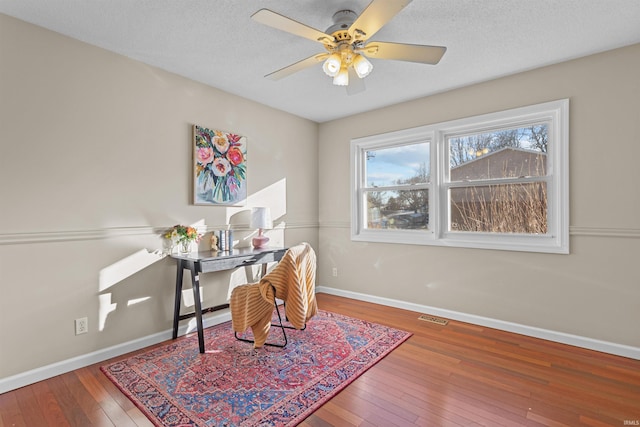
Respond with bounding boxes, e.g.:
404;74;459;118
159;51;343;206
101;309;411;427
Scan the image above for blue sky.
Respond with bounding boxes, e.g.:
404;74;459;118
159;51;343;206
366;142;429;187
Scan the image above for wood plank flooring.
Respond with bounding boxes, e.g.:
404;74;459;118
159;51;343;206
1;293;639;426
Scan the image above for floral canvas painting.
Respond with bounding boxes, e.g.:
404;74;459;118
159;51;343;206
193;125;247;205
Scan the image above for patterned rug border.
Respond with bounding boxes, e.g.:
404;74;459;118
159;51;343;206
101;309;412;427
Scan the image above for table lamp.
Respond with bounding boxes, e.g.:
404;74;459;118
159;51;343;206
250;207;272;249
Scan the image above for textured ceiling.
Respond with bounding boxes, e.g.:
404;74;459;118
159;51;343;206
2;0;640;123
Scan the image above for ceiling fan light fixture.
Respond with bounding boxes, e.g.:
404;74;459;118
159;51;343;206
352;54;373;78
322;53;342;77
333;66;349;86
252;3;447;93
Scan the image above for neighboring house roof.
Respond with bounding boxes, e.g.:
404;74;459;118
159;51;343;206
451;147;546;181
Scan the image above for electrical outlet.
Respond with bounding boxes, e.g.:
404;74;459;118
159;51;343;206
332;267;338;277
75;317;88;335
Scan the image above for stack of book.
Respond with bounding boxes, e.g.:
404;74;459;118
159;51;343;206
217;229;233;251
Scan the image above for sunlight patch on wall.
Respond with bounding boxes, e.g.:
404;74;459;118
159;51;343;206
226;265;253;300
98;293;117;331
225;178;287;226
182;287;198;308
99;249;164;292
127;297;151;306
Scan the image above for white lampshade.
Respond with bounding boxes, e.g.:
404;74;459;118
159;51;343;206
250;207;272;249
250;207;273;230
333;66;349;86
322;53;341;77
352;54;373;78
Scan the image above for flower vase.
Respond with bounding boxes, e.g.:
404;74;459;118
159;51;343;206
163;239;175;255
179;240;191;254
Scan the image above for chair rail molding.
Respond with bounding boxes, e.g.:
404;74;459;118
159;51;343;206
4;224;635;245
569;226;640;238
0;221;320;245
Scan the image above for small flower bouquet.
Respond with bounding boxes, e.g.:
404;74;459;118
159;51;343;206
164;224;202;253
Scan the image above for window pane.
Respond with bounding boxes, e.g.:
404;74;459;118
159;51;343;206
449;125;547;181
366;190;429;230
365;142;429;187
450;183;547;234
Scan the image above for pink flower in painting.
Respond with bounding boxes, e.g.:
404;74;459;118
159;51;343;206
226;146;244;166
213;133;229;154
212;157;231;177
197;147;215;165
227;133;242;144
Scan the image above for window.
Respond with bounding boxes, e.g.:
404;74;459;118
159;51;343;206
351;99;569;253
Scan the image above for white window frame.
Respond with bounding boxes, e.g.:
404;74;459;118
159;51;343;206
351;99;569;254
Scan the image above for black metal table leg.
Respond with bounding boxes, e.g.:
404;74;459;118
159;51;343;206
189;263;206;353
172;261;184;339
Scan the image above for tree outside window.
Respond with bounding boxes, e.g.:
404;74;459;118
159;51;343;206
447;125;548;234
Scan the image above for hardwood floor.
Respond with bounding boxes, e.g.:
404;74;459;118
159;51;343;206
2;293;639;426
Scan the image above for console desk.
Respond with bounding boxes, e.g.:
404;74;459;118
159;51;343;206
171;247;287;353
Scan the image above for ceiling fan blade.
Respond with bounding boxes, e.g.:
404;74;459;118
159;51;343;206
346;68;366;95
348;0;412;41
252;9;336;46
361;41;446;64
265;53;328;81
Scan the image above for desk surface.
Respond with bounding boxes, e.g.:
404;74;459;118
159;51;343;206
170;246;286;262
171;246;287;274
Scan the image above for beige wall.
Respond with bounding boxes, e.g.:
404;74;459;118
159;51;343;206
318;43;640;348
2;11;639;386
0;14;319;379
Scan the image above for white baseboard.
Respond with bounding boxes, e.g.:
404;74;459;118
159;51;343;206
0;312;231;394
316;286;640;361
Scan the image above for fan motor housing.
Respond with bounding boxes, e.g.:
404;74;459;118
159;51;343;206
323;10;357;51
326;10;357;40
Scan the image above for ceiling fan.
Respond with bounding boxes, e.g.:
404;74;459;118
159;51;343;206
251;0;446;94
